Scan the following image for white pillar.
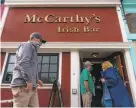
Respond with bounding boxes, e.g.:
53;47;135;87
116;6;128;42
0;6;9;38
71;51;80;107
124;49;136;106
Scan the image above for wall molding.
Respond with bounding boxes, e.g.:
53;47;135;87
0;84;53;89
5;0;121;7
1;42;130;51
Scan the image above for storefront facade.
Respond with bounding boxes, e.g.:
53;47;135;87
121;0;136;76
1;0;136;107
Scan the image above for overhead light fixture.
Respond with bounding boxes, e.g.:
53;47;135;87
92;53;99;58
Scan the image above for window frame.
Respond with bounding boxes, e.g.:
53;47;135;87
2;53;15;84
37;53;59;84
0;52;9;85
1;53;60;84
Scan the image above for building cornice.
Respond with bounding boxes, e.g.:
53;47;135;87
1;42;130;52
5;0;121;7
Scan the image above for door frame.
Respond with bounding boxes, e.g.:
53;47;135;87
77;49;136;107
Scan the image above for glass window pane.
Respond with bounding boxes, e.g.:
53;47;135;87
41;73;48;83
42;56;50;63
126;13;136;33
38;64;41;72
38;56;42;63
50;56;58;63
49;73;57;83
9;55;16;63
4;73;12;83
131;19;136;28
7;64;15;72
42;64;49;72
49;64;57;72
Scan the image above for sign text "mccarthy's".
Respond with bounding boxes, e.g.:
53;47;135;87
24;14;101;25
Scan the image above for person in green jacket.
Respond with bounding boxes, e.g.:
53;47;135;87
80;61;95;107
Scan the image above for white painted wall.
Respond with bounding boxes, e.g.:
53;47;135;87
70;51;80;107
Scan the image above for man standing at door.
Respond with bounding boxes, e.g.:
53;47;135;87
80;61;95;107
11;32;46;107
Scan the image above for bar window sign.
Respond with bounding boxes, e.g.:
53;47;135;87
126;13;136;33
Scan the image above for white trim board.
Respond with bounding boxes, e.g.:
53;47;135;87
5;0;121;2
116;6;128;42
4;4;120;8
5;0;121;7
0;7;9;39
124;50;136;106
58;52;62;85
1;42;131;50
70;51;80;107
0;84;53;89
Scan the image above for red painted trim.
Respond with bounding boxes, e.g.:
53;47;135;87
61;52;71;107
